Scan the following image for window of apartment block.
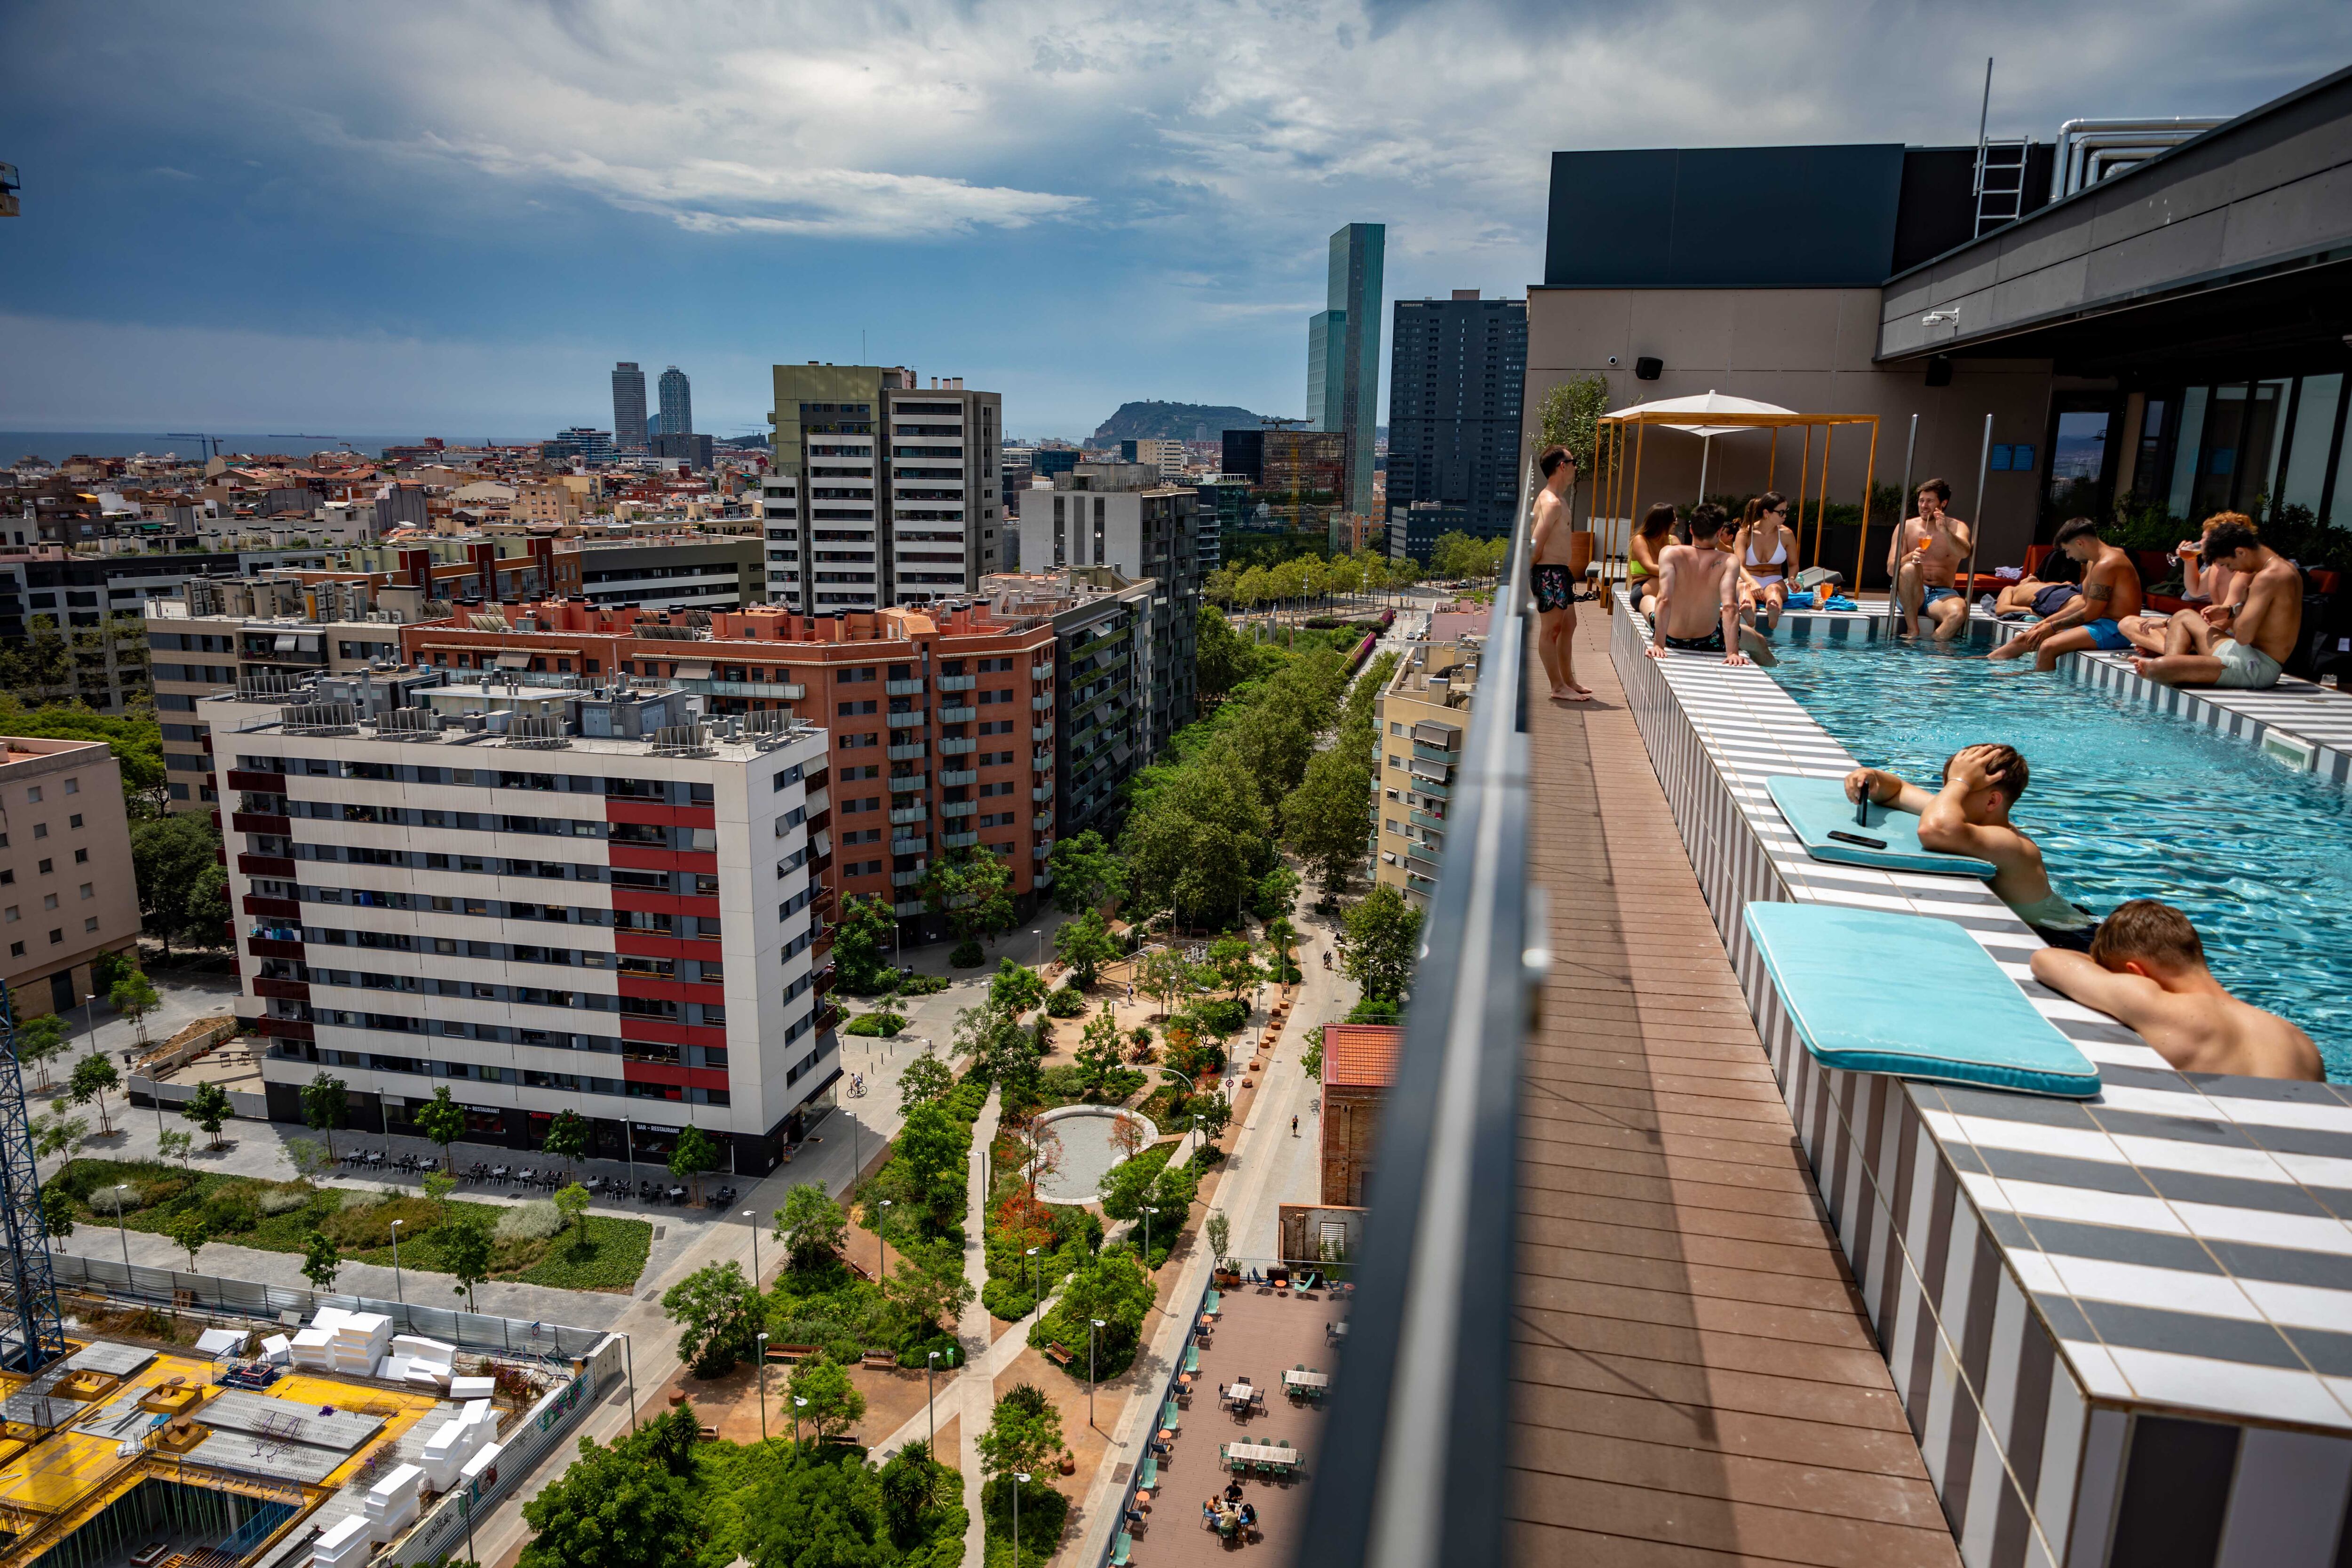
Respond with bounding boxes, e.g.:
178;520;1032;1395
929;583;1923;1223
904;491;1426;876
78;883;91;900
24;788;38;804
83;918;97;934
62;779;77;796
69;814;82;829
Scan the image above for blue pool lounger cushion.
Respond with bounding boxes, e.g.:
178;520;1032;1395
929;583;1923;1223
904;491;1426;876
1765;775;1997;879
1743;901;2101;1098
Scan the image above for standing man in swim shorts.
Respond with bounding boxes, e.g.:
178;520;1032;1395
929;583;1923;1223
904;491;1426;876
2133;518;2302;690
1529;444;1590;700
1988;516;2143;669
1644;503;1775;667
1888;478;1973;641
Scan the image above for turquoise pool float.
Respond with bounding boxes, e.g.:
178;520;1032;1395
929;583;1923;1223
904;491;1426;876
1766;775;1998;879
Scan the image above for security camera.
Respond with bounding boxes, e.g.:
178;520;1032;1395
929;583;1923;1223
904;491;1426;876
1606;356;1620;366
1921;309;1961;326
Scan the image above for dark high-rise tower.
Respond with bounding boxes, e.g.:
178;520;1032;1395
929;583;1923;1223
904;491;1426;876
657;366;692;441
1305;223;1385;513
612;362;648;452
1384;289;1526;561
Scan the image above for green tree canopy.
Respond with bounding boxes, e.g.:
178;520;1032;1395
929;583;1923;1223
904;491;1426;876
553;1181;592;1242
1045;830;1126;915
662;1259;761;1377
130;812;229;959
1202;935;1261;1000
897;1050;954;1113
108;971;161;1046
1340;883;1425;1003
299;1071;348;1157
893;1102;970;1221
1051;910;1119;989
301;1230;341;1292
167;1210;211;1272
832;893;901;995
1118;757;1273;930
787;1353;867;1442
0;696;165;807
70;1054;120;1135
542;1107;590;1168
520;1434;702;1568
918;846;1016;947
986;960;1047;1019
741;1447;892;1568
444;1213;493;1312
411;1086;467;1170
669;1125;722;1200
777;1181;849;1269
976;1383;1065;1481
179;1086;231;1147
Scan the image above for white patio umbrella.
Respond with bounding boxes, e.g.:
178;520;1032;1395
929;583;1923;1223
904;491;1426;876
1604;390;1796;503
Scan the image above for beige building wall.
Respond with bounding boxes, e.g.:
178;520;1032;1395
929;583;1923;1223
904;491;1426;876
1525;286;2060;574
0;737;143;1018
1371;640;1477;908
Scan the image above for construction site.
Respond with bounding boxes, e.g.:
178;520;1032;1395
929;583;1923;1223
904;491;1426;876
0;978;618;1568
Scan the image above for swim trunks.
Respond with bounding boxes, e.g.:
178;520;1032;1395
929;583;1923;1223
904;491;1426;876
2210;637;2283;689
2028;920;2098;953
1922;585;1960;606
1661;628;1727;653
2083;618;2131;652
2031;583;2080;619
1532;563;1575;612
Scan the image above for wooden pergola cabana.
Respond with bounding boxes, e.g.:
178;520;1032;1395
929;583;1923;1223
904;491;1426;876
1590;406;1882;613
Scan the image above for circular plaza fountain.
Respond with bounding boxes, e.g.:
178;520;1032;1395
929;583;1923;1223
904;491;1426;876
1031;1106;1160;1205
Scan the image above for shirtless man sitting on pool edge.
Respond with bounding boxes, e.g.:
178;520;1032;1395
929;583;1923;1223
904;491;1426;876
2032;899;2321;1081
1889;478;1973;641
1843;743;2098;950
1645;503;1775;667
1987;516;2143;670
2132;518;2302;690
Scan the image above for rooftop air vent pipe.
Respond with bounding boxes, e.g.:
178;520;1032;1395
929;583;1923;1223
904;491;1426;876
2052;117;2228;200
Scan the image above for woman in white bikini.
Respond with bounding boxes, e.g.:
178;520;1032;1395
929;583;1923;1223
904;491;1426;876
1738;492;1796;630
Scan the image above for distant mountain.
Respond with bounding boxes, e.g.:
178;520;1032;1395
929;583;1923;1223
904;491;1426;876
1091;400;1273;443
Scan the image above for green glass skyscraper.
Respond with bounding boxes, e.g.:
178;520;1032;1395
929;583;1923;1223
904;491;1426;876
1305;222;1385;514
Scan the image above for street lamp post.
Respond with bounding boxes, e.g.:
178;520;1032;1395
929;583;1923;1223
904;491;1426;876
744;1208;761;1289
1088;1319;1105;1430
1032;929;1042;967
1143;1207;1159;1270
926;1351;939;1452
1025;1245;1040;1304
1014;1471;1032;1566
876;1198;892;1282
389;1218;405;1303
755;1332;770;1442
793;1395;808;1448
111;1184;130;1270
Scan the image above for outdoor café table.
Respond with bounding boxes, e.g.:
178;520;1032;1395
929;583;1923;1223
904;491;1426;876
1227;1381;1255;1409
491;1166;509;1179
1226;1443;1297;1469
1281;1369;1330;1391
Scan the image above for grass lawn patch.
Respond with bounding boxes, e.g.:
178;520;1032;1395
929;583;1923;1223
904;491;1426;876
56;1158;654;1292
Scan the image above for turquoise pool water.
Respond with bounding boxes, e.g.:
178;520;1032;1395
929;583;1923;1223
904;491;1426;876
1766;635;2352;1081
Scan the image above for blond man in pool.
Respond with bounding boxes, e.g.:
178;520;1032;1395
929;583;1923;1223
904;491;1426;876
2033;900;2321;1081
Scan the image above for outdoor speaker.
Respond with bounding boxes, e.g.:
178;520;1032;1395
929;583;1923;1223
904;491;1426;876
1634;356;1663;381
1926;355;1954;387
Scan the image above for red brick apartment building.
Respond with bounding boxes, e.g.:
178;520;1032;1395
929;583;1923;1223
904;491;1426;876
399;599;1059;923
1318;1023;1401;1206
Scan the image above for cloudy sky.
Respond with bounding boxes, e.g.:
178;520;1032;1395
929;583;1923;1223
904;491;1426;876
1;0;2343;442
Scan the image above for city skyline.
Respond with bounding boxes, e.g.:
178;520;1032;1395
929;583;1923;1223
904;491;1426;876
0;1;2342;439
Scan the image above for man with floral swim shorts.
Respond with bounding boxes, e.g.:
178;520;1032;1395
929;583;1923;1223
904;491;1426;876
1530;444;1589;701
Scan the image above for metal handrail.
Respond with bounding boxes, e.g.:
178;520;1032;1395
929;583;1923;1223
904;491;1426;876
1300;460;1542;1568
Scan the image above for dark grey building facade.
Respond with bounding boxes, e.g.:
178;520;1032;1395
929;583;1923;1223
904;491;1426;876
613;362;649;451
1384;291;1526;559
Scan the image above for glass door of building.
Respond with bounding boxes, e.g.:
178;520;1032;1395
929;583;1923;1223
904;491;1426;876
2041;396;2121;538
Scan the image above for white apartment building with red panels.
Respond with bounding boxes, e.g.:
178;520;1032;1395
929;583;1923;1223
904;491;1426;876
208;672;837;1175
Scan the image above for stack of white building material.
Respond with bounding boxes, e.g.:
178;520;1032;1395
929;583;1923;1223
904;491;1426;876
448;1375;496;1402
382;1335;458;1391
364;1463;426;1538
419;1417;474;1491
458;1440;503;1495
310;1512;374;1568
331;1313;393;1378
288;1327;336;1371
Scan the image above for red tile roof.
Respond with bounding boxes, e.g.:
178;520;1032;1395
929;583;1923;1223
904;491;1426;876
1320;1024;1402;1089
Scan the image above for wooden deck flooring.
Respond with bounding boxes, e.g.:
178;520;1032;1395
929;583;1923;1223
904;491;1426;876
1510;606;1961;1568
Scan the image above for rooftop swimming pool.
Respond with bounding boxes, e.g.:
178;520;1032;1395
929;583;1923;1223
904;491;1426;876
1765;635;2352;1080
